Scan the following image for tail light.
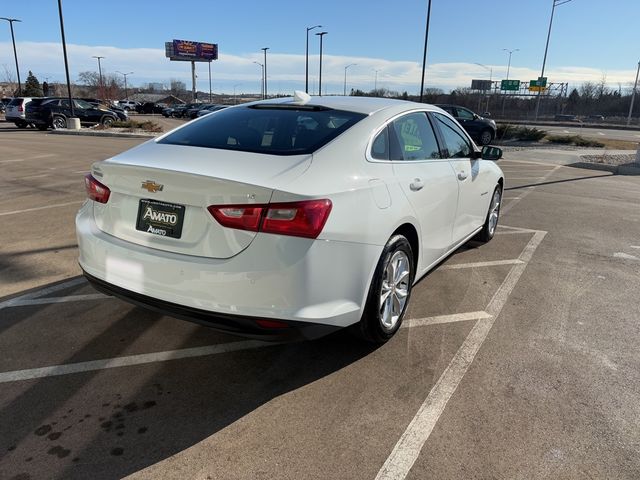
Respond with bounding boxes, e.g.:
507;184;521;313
84;174;111;203
18;106;23;112
207;199;332;239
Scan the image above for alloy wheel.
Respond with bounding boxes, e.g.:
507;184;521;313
379;250;411;330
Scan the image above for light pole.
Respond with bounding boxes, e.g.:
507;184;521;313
502;48;519;81
0;17;22;95
57;0;76;124
374;69;380;92
475;63;493;113
343;63;356;96
92;55;105;99
535;0;572;120
315;32;327;96
208;60;212;102
627;61;640;126
253;61;264;99
419;0;432;103
115;71;133;99
261;47;269;99
306;25;321;93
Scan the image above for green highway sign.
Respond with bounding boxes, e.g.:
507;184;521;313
529;77;548;88
501;79;520;91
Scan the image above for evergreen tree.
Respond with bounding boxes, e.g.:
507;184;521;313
23;71;43;97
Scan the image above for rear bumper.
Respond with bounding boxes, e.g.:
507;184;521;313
84;271;338;341
76;201;381;333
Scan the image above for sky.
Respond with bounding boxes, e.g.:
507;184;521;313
0;0;639;95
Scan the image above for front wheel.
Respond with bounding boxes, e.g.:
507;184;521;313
479;129;493;146
101;116;114;127
475;185;502;243
353;235;415;343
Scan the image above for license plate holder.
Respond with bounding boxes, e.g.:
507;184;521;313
136;199;185;239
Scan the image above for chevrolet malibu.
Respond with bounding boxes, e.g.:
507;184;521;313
76;94;504;343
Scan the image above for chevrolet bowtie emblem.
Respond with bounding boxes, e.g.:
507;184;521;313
141;180;164;193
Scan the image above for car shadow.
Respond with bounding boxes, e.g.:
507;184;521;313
0;280;378;480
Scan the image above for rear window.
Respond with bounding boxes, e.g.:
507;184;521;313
8;98;24;106
159;105;366;155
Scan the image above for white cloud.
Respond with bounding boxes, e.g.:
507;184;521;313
0;41;637;95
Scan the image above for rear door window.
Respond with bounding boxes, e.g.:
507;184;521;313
388;112;441;161
159;105;366;155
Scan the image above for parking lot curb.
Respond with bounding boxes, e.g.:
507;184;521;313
49;130;157;139
569;161;640;175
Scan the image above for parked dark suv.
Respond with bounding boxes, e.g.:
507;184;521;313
435;104;496;145
26;98;119;130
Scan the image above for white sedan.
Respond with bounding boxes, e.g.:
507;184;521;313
76;93;504;343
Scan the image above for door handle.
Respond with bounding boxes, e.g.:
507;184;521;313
457;171;468;181
409;178;424;191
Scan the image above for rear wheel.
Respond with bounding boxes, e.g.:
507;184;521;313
475;185;502;243
52;116;67;130
353;235;414;343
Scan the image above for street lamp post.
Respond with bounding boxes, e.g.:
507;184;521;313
343;63;356;96
57;0;77;126
261;47;269;99
315;32;327;96
503;48;519;81
374;69;380;92
115;71;133;99
627;61;640;127
253;61;264;99
208;60;212;102
305;25;322;93
419;0;432;103
535;0;572;120
0;17;22;95
92;55;105;99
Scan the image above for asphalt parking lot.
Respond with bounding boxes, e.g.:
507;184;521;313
1;123;639;480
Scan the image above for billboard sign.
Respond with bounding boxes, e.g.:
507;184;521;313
471;79;492;91
165;40;218;61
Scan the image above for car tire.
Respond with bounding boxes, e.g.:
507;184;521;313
101;116;115;127
479;129;494;146
475;185;502;243
15;121;27;129
52;116;67;130
353;235;415;343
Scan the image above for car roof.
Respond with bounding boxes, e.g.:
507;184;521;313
253;95;438;115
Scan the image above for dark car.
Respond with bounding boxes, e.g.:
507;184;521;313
26;97;118;130
185;103;215;119
135;102;166;114
435;104;497;145
196;104;227;117
79;98;128;120
171;103;201;118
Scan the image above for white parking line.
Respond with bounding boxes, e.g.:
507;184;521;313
0;340;275;384
7;293;108;307
502;166;561;214
375;229;546;480
402;311;491;329
0;310;500;383
0;277;87;310
0;200;84;217
0;153;57;164
440;259;523;270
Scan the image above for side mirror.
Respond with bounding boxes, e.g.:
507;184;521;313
481;145;502;161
